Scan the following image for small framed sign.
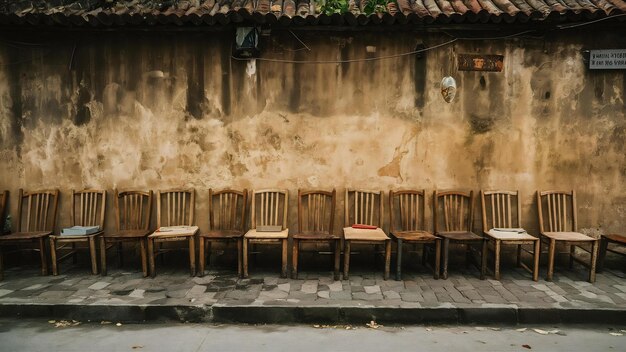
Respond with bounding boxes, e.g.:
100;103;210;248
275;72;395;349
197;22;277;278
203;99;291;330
589;50;626;69
458;54;504;72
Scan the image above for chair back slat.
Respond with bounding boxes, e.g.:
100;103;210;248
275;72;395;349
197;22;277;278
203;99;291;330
0;190;6;230
72;190;106;228
481;190;520;230
157;189;195;227
17;189;59;232
389;190;426;233
298;189;335;234
433;190;474;233
537;190;576;233
209;189;247;231
251;189;288;229
344;189;383;228
116;190;152;231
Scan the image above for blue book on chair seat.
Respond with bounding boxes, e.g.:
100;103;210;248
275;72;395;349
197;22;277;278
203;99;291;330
61;226;100;236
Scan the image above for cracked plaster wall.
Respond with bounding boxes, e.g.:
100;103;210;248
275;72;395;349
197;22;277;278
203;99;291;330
0;30;625;238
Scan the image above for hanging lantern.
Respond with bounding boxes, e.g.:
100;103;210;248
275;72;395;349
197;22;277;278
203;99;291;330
441;76;457;103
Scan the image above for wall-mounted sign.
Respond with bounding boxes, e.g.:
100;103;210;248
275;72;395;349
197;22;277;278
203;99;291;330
458;54;504;72
589;49;626;69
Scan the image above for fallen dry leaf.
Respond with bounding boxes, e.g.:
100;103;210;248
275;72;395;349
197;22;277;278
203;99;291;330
426;328;432;332
116;323;122;327
101;321;112;325
132;346;143;349
522;344;531;349
516;328;527;332
313;325;320;328
533;328;549;335
609;332;623;336
366;321;381;329
48;320;56;324
490;327;501;331
475;327;486;331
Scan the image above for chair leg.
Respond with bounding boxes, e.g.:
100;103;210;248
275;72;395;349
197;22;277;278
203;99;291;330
291;239;299;279
148;238;155;278
242;238;249;278
547;239;556;281
89;236;98;275
236;239;242;278
442;238;449;280
50;237;58;276
494;239;501;280
189;236;196;277
480;239;487;280
0;246;3;281
516;244;522;267
569;244;575;269
343;240;351;280
384;240;391;280
71;243;78;264
533;240;540;282
333;240;340;281
39;237;48;276
421;243;427;266
281;239;288;278
140;239;148;278
589;240;599;283
100;237;107;276
198;237;205;277
117;242;124;267
395;239;403;281
597;237;608;273
434;240;441;280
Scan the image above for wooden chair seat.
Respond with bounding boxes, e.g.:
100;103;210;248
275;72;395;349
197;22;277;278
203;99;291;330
293;232;340;240
486;229;537;241
390;230;437;242
0;231;51;241
436;231;483;242
200;230;243;239
343;227;389;241
604;234;626;244
103;229;151;239
542;231;595;242
245;228;289;239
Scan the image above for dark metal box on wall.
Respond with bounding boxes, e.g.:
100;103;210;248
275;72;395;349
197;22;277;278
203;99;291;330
458;54;504;72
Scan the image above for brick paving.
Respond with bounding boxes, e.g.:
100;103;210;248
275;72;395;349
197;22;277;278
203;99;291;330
0;264;624;310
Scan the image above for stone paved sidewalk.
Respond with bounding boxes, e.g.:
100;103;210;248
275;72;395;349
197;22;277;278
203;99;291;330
0;264;624;310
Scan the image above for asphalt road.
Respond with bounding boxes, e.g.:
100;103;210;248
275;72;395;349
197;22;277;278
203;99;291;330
0;319;624;352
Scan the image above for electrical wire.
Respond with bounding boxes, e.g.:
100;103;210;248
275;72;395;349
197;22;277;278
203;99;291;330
231;29;540;64
557;13;626;29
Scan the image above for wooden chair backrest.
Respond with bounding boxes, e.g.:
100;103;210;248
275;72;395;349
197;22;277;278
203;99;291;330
389;189;427;233
251;189;288;229
537;190;577;233
209;189;247;231
433;190;474;233
0;190;8;231
71;189;106;228
344;189;383;228
298;189;336;234
157;189;195;227
115;189;152;231
481;190;520;230
17;189;59;232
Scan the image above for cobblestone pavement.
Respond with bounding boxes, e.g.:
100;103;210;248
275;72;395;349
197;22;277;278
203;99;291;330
0;263;624;310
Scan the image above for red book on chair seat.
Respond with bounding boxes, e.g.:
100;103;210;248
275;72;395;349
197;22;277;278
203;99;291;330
351;224;377;230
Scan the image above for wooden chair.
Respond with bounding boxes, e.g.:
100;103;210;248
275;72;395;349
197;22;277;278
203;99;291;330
343;189;391;280
198;189;247;277
100;190;152;277
433;190;486;280
0;189;59;280
598;234;626;271
389;189;440;280
537;190;599;283
243;189;289;278
480;190;540;281
292;189;340;280
50;190;106;275
148;189;198;277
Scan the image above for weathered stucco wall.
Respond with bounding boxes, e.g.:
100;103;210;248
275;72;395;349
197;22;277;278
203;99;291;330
0;29;625;236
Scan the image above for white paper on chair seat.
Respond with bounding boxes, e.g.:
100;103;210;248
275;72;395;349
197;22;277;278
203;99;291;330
487;228;536;240
61;226;100;236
